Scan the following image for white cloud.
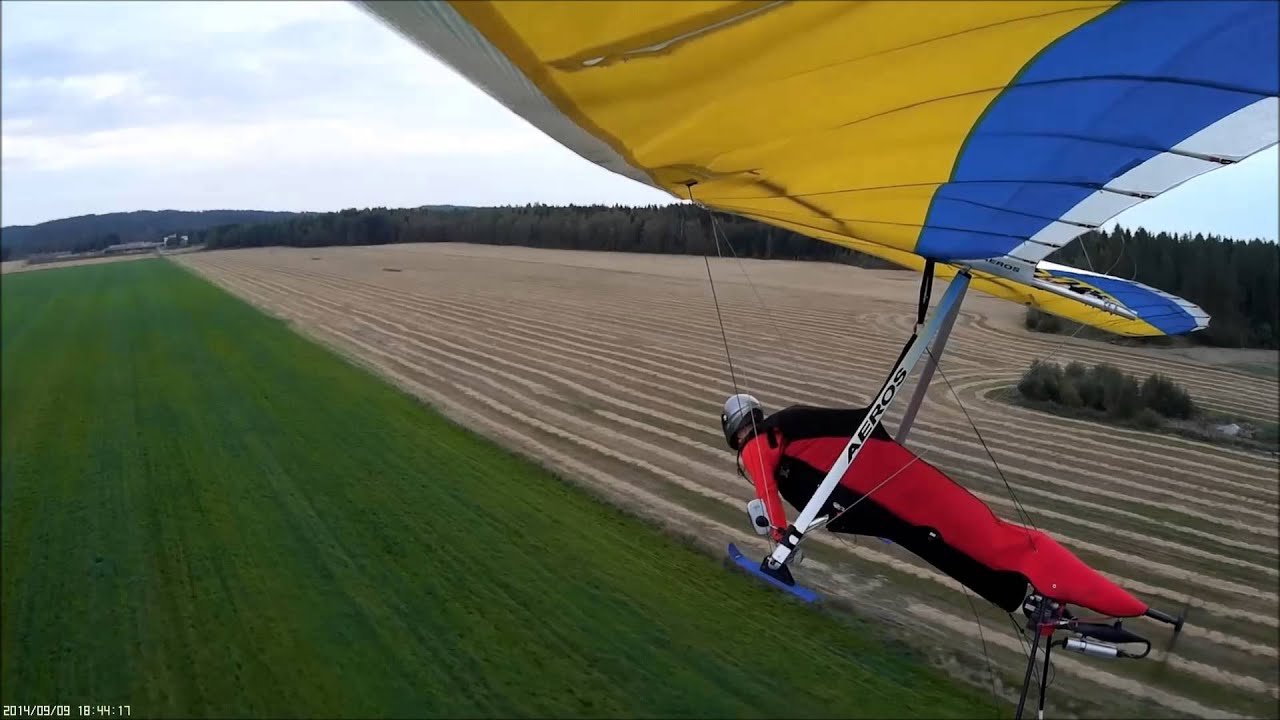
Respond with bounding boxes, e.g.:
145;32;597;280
2;115;553;174
0;0;358;50
2;118;35;133
12;72;147;101
2;0;647;225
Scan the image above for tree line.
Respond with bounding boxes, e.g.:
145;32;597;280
195;204;901;270
1;209;303;257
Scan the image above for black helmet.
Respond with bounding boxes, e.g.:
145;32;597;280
721;393;764;451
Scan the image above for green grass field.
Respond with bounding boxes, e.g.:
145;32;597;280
1;259;990;718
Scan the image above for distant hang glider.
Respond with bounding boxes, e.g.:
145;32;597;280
357;0;1277;337
356;1;1277;717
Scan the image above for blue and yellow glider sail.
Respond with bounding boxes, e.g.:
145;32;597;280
357;0;1278;337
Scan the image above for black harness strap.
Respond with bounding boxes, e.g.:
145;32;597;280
917;258;936;326
882;259;937;372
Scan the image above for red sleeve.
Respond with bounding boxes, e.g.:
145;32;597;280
740;434;788;531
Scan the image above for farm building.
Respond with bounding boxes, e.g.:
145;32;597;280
103;241;160;255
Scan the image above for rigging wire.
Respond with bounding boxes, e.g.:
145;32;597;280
1007;613;1043;691
687;186;773;520
689;188;744;400
688;199;1162;719
702;209;1043;550
705;257;742;394
709;202;963;540
697;206;1037;720
1008;612;1031;655
828;530;1000;717
693;193;1061;708
928;346;1041;546
1006;610;1059;713
969;230;1138;553
701;196;941;520
997;228;1133;404
705;207;790;349
690;190;953;573
1078;232;1095;273
959;583;1002;718
814;450;929;527
924;230;1139;553
695;194;954;535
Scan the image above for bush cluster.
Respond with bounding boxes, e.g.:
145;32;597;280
1024;308;1066;334
1016;360;1197;425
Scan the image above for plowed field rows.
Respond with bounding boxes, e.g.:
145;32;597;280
177;245;1280;718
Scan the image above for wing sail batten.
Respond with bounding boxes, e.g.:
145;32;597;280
918;0;1279;262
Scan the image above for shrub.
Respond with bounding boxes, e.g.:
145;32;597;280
1057;377;1084;408
1016;359;1197;425
1013;359;1265;449
1256;423;1280;447
1063;361;1089;381
1072;369;1101;411
1134;408;1164;429
1093;363;1142;419
1141;373;1197;419
1018;360;1063;403
1025;308;1065;334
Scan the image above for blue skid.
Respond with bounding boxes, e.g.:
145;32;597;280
727;543;820;603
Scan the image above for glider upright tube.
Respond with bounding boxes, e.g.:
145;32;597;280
765;269;972;571
897;283;964;445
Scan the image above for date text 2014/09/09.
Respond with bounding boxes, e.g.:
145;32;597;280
3;706;131;717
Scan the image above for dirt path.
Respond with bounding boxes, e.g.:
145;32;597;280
1;252;160;274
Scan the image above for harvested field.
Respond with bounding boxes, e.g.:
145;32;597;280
177;244;1280;719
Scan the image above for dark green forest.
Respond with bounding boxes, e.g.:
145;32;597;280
6;202;1276;349
0;209;305;257
195;204;894;268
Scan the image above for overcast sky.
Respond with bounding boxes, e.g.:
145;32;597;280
2;0;1276;241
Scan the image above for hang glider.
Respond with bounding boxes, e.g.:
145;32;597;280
356;2;1277;717
357;0;1277;336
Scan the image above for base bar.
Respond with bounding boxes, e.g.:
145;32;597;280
727;543;820;603
1144;607;1186;632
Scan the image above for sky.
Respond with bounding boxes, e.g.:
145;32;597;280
1;0;1276;241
